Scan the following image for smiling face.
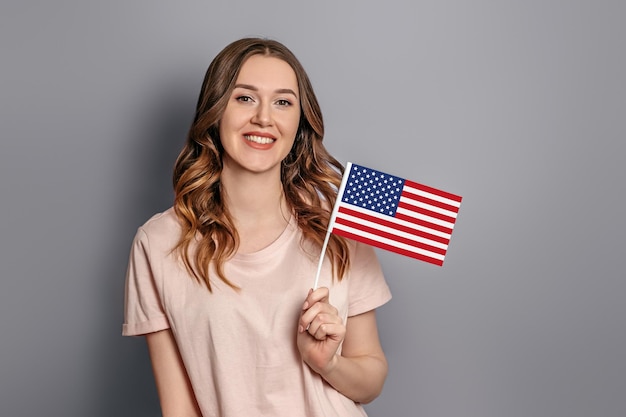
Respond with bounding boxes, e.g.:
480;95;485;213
219;54;301;177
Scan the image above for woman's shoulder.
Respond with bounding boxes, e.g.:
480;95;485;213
135;207;182;244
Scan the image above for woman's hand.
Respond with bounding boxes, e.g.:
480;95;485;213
296;288;388;403
296;287;345;375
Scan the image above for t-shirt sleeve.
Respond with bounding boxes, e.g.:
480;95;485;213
347;242;392;317
122;228;170;336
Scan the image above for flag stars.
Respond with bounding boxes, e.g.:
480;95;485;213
341;165;405;216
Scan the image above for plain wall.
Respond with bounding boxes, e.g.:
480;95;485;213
1;1;624;416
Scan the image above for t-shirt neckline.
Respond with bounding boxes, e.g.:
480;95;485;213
231;215;297;263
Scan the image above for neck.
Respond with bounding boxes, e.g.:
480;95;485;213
220;165;289;226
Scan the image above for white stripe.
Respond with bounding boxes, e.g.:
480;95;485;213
400;195;458;219
396;206;456;230
332;223;446;261
403;185;462;208
338;203;452;239
336;211;449;250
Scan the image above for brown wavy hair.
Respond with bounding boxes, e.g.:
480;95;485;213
172;37;350;291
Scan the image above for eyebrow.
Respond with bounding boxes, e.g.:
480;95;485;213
234;83;298;98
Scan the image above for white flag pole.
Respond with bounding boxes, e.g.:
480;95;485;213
313;162;353;290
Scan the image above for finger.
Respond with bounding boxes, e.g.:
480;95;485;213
309;322;346;342
302;287;330;310
300;302;323;332
304;311;342;336
300;302;339;331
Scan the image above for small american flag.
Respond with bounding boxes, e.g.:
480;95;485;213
329;162;462;266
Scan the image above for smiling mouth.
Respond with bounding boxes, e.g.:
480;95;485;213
244;134;276;145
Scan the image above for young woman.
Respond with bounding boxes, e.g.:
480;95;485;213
123;37;392;417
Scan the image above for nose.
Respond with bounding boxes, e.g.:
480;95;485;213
251;102;272;126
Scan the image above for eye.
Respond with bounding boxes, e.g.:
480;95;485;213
276;99;292;106
236;95;254;103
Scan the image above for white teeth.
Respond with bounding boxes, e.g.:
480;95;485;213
245;135;275;144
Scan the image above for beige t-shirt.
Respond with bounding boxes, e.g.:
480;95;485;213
123;208;392;416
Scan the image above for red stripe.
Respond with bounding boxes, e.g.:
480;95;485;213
404;179;462;203
393;212;453;235
401;190;460;213
335;217;448;255
337;206;450;245
398;201;457;224
332;228;444;266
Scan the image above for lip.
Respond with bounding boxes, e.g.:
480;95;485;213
243;131;277;140
242;131;277;149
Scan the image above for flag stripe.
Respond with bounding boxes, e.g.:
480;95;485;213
331;228;445;266
332;222;446;260
401;193;459;218
401;189;460;214
338;204;452;239
393;209;454;235
404;179;463;203
337;206;450;245
334;215;448;255
398;200;457;224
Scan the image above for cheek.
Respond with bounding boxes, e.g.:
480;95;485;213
218;112;230;136
281;112;301;138
219;112;244;144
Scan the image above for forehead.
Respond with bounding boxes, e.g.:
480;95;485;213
236;55;299;93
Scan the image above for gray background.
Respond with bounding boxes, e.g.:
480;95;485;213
1;1;624;416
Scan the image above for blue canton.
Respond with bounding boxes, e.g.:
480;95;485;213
341;164;405;217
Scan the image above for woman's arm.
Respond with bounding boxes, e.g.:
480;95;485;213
297;288;388;404
146;329;202;417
